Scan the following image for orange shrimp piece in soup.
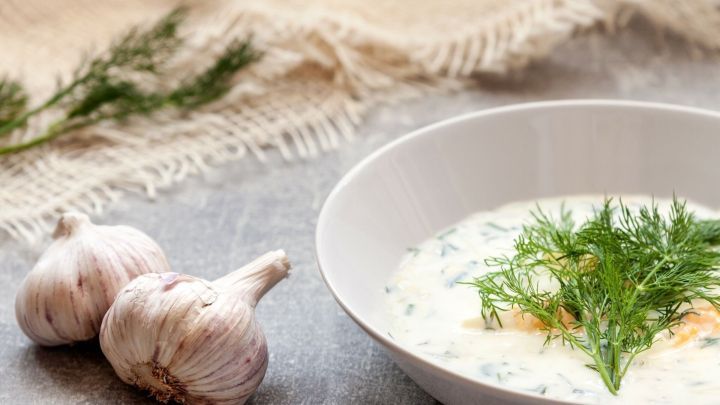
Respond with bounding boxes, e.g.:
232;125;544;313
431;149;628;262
672;305;720;347
484;304;720;349
511;308;577;332
463;307;578;333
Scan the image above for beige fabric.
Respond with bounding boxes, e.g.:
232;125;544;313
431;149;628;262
1;0;719;243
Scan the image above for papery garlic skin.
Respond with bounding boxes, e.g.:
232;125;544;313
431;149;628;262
100;250;290;405
15;212;170;346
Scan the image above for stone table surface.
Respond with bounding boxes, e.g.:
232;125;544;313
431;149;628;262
3;24;720;405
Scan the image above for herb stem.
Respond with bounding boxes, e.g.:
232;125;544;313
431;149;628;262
592;350;618;395
636;256;670;292
618;352;638;384
0;77;83;138
0;118;69;154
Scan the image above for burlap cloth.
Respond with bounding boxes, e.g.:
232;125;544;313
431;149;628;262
2;0;719;243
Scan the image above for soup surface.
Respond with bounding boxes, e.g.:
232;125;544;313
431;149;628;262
385;195;720;404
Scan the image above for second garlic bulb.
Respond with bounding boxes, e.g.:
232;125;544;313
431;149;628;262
100;250;291;404
15;212;170;346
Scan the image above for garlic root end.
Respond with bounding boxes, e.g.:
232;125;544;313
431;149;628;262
130;362;186;403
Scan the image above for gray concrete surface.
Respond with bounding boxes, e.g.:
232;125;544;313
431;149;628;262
3;24;720;404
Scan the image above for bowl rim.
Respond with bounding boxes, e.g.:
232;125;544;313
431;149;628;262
314;99;720;404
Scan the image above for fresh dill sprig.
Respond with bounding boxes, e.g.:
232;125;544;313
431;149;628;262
0;8;260;155
167;38;257;108
0;78;27;127
468;197;720;394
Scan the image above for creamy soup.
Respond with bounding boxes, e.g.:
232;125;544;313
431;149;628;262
385;196;720;404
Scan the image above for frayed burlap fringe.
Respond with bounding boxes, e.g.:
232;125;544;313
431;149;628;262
2;0;720;244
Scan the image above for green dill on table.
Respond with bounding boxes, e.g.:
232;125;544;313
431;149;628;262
466;197;720;394
0;7;259;155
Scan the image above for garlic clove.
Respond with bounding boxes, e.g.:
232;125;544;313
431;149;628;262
15;212;170;346
100;250;291;404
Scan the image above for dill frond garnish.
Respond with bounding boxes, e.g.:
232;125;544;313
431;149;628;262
0;8;260;155
468;197;720;394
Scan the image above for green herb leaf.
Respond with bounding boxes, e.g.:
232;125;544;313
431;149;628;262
0;78;27;127
168;38;260;108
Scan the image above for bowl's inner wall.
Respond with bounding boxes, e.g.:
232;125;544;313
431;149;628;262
318;103;720;332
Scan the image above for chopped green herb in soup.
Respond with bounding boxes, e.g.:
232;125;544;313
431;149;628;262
385;195;720;404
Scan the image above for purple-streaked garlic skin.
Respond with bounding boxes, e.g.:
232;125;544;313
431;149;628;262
14;212;170;346
100;250;290;405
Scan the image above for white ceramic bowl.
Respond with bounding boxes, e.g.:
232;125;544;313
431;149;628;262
315;100;720;404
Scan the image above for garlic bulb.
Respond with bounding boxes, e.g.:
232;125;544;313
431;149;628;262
100;250;291;404
15;212;170;346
